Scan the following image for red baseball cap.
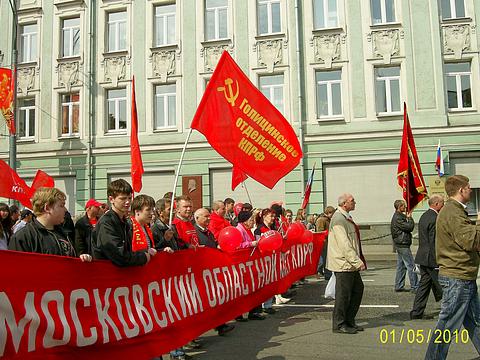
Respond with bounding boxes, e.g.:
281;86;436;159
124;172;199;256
85;199;102;209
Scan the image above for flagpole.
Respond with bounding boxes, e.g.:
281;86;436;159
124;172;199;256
168;128;193;225
241;180;253;206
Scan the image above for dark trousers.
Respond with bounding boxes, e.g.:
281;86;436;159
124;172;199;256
333;271;364;329
410;266;442;318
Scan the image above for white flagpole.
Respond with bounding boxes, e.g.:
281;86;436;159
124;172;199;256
168;128;193;225
241;180;253;206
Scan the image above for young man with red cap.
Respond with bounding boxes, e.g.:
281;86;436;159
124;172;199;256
74;198;102;255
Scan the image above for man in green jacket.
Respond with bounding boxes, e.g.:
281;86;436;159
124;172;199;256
425;175;480;360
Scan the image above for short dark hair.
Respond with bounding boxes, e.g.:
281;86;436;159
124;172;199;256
394;199;405;210
107;179;132;198
445;175;469;197
9;205;19;214
163;192;173;200
131;194;155;213
224;197;235;205
271;203;283;217
155;198;171;216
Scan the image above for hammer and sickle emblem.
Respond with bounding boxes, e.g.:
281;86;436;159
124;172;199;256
217;78;239;107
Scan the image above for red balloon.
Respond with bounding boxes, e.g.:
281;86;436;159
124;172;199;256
286;222;305;241
218;226;242;252
301;229;314;244
258;230;283;252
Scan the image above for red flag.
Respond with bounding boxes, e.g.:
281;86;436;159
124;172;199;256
0;67;15;135
31;170;55;194
191;51;302;189
130;76;144;193
0;160;32;208
397;103;427;212
231;166;248;191
301;163;316;209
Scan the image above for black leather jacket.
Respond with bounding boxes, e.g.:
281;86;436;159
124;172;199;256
390;211;415;248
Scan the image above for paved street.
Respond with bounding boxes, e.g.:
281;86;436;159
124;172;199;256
180;262;480;360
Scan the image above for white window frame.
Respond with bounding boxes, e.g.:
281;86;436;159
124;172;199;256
61;92;80;137
205;0;228;40
154;4;176;46
442;0;466;19
445;63;472;111
371;0;396;25
313;0;338;29
259;74;284;114
18;98;35;139
106;89;127;133
257;0;281;35
107;11;127;52
61;17;80;58
20;23;37;63
375;67;401;115
316;70;343;119
154;84;177;130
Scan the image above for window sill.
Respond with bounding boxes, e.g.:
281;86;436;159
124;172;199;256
103;50;128;57
104;131;127;136
201;38;232;46
57;55;82;62
18;60;38;67
150;44;178;52
370;22;402;30
376;112;402;119
255;32;285;41
441;17;472;24
58;134;80;140
448;108;476;114
317;116;345;123
17;137;36;143
312;27;344;34
153;127;178;133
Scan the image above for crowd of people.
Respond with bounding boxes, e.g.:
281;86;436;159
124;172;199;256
1;174;479;360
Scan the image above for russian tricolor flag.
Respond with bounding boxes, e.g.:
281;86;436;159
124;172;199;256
301;163;316;209
435;140;444;177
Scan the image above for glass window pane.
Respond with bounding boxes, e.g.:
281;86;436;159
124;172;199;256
109;12;126;22
375;79;387;113
446;75;458;109
258;4;268;35
167;15;175;44
108;101;116;130
108;23;116;51
156;17;165;45
30;33;37;60
119;22;127;50
386;0;395;22
119;99;126;129
207;0;227;7
219;9;228;38
445;62;470;73
156;4;175;15
156;96;165;128
168;95;176;126
72;28;80;55
206;11;215;40
371;0;382;24
461;74;471;108
313;0;325;29
390;79;400;112
72;104;79;133
28;108;35;136
328;0;338;27
63;29;71;57
62;105;69;134
19;108;26;137
441;0;451;19
376;67;400;77
455;0;465;18
317;70;341;81
332;83;342;115
317;83;328;116
272;3;281;33
273;86;284;113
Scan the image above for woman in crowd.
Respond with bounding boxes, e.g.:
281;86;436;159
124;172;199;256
236;210;258;249
152;198;177;253
295;208;306;224
0;203;13;248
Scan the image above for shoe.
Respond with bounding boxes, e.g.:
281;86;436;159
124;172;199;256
235;316;248;322
263;307;276;314
333;326;357;334
184;339;202;350
352;324;364;331
275;295;291;305
248;313;266;320
394;288;409;292
217;324;235;336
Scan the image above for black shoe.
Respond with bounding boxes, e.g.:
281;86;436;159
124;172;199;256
352;325;364;331
333;326;357;334
184;339;202;350
217;324;235;336
263;308;276;314
248;313;266;320
235;316;248;322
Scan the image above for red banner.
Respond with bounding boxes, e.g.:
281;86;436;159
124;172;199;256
0;237;322;360
0;67;15;135
0;160;32;208
30;170;55;195
191;51;302;189
231;166;247;191
130;76;144;193
397;103;427;212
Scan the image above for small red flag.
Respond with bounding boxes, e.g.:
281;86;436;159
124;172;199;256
130;76;144;193
0;67;15;135
191;51;302;189
0;160;32;208
397;103;427;212
231;166;248;191
301;164;316;209
30;170;55;194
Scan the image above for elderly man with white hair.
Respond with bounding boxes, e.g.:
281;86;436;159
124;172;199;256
327;193;366;334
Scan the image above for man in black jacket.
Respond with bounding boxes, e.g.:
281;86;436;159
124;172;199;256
92;179;155;266
391;199;418;292
74;198;102;255
410;195;444;319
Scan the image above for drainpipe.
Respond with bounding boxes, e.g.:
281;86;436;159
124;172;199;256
87;0;96;199
294;0;306;195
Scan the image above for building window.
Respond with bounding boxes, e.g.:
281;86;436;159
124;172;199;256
61;17;80;57
371;0;395;25
154;4;176;46
106;88;127;132
375;66;401;114
257;0;281;35
61;92;80;136
18;98;35;139
316;70;342;118
441;0;465;19
19;23;37;63
205;0;228;41
259;74;284;114
107;11;127;52
313;0;338;29
445;62;472;111
154;84;176;129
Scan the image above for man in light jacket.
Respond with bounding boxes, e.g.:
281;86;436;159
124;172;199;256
327;193;366;334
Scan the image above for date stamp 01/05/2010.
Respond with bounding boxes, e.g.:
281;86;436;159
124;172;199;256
378;328;471;345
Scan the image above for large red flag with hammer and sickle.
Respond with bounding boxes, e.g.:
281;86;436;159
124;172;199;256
397;103;427;212
0;160;32;208
0;68;15;135
191;51;302;189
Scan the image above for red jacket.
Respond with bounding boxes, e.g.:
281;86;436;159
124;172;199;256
208;212;230;239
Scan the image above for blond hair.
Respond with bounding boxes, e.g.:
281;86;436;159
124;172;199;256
32;187;66;216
